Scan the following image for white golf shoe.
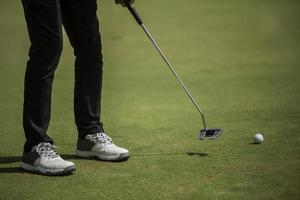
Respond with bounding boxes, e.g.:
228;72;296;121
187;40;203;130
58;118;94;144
20;142;75;175
76;132;129;161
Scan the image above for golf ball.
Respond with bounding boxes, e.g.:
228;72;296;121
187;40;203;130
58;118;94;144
253;133;264;144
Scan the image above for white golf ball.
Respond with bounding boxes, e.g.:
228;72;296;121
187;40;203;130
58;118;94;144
253;133;264;144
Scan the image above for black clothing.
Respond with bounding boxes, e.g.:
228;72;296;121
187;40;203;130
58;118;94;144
22;0;104;152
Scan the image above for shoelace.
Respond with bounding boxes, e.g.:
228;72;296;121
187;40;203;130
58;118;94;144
87;132;112;144
32;143;59;158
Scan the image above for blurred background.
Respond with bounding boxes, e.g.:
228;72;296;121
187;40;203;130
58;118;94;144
0;0;299;199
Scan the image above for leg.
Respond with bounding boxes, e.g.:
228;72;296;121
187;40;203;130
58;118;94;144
22;0;63;151
60;0;104;138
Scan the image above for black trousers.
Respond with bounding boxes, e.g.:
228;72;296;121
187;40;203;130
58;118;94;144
22;0;104;152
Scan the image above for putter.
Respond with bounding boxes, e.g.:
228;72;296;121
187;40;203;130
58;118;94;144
125;2;222;140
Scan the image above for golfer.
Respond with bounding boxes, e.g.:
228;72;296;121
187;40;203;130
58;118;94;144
20;0;134;175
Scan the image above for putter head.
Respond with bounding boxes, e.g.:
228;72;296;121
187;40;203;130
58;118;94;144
199;128;223;140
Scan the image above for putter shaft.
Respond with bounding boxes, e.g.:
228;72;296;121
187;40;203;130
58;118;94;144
140;24;207;129
126;4;207;129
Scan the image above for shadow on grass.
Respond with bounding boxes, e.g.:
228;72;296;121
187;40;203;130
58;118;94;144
249;142;261;145
61;154;129;162
186;152;208;157
132;152;208;157
0;154;127;174
0;156;21;164
0;152;208;164
0;156;31;174
0;152;207;173
0;167;24;173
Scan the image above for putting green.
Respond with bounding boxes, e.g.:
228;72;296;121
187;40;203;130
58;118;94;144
0;0;299;199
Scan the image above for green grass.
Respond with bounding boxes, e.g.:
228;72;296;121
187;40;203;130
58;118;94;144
0;0;300;199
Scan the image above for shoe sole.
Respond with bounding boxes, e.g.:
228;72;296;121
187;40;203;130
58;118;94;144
75;150;129;161
20;162;76;176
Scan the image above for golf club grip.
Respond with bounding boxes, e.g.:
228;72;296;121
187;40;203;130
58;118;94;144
126;5;143;25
